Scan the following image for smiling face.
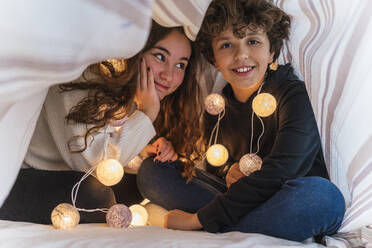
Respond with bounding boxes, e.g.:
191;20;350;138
143;29;191;100
212;27;274;102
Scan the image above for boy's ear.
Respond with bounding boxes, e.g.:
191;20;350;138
269;52;275;63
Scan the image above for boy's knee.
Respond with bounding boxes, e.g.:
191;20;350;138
294;177;345;217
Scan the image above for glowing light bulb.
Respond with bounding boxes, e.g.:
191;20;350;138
252;93;277;117
205;93;225;115
106;204;132;228
96;159;124;186
129;204;148;227
51;203;80;229
206;144;229;167
239;153;262;176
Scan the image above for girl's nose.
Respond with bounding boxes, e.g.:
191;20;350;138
160;65;172;82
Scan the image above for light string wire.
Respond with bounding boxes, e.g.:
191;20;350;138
250;82;266;155
203;108;226;161
70;126;111;213
208;109;226;148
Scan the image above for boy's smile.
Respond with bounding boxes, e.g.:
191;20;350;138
232;65;254;74
212;27;274;102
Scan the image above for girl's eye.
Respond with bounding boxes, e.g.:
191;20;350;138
154;53;165;61
176;63;186;70
248;40;259;45
221;43;232;49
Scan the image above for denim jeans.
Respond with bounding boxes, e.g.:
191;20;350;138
137;158;345;242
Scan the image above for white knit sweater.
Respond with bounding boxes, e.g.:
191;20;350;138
23;85;155;173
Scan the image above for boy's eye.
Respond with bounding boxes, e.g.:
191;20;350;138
220;43;232;49
248;40;259;45
153;53;165;61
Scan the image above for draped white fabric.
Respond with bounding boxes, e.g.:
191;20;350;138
0;0;154;206
276;0;372;234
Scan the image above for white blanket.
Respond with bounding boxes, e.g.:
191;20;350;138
0;220;325;248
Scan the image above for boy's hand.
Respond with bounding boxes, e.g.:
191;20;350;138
135;57;160;122
152;137;178;163
164;210;202;231
225;162;245;188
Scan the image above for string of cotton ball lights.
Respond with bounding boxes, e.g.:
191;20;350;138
50;60;150;229
239;82;277;176
204;81;277;177
51;126;131;229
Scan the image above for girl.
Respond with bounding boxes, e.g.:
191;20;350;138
0;21;203;224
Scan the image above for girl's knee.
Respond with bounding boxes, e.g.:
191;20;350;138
138;157;156;177
137;157;166;197
137;158;157;187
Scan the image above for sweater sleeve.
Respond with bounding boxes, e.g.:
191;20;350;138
197;83;322;233
43;85;155;172
115;110;156;166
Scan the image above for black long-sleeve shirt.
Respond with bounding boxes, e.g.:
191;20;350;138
197;64;329;233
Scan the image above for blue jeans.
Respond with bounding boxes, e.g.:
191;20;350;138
137;158;345;242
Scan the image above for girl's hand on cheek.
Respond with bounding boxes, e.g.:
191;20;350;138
135;58;160;122
152;137;178;163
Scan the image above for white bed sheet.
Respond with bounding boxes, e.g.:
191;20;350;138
0;220;325;248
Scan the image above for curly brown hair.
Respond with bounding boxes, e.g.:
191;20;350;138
196;0;291;64
61;21;203;181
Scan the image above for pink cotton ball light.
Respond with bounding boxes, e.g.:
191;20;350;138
205;93;225;115
106;204;132;228
239;153;262;176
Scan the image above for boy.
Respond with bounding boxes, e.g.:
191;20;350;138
137;0;345;242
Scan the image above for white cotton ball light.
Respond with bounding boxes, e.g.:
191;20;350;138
106;204;132;228
252;93;277;117
96;159;124;186
51;203;80;229
205;93;225;115
129;204;148;227
239;153;262;176
206;144;229;167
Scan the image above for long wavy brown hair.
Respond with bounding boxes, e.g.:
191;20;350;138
61;21;203;181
